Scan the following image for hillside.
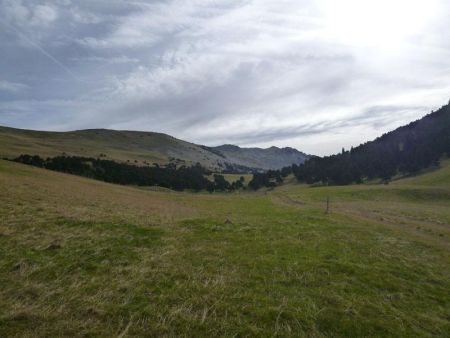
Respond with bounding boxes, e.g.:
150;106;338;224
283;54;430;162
0;126;309;172
294;102;450;185
214;144;309;170
1;159;449;336
392;159;450;188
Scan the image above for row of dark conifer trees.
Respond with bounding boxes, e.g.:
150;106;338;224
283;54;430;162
292;102;450;185
248;102;450;188
13;155;245;192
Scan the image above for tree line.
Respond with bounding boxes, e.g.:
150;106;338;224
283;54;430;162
292;102;450;185
248;167;292;190
12;155;245;192
248;102;450;188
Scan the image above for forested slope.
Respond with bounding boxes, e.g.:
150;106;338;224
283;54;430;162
293;102;450;185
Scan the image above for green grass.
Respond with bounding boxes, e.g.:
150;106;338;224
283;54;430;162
0;160;449;337
392;159;450;188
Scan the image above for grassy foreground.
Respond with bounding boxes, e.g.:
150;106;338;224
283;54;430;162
0;159;449;337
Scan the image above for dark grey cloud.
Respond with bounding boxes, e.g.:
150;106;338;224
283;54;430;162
0;0;449;155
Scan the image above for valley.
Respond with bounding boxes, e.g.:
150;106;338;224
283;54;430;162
1;159;449;337
2;1;449;336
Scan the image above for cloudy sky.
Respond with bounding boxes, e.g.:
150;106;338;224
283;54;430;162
0;0;449;155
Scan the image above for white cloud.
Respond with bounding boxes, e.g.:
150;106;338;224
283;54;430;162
70;55;139;64
0;80;28;93
1;1;58;27
31;4;58;26
69;7;103;24
1;0;449;155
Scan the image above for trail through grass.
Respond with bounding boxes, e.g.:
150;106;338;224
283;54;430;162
1;160;449;337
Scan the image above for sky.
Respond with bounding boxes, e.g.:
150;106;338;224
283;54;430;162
0;0;449;155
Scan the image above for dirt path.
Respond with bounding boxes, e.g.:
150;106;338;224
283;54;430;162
272;192;450;251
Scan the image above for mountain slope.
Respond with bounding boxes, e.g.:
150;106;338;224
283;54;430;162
213;145;309;170
293;101;450;185
392;159;450;188
0;126;309;172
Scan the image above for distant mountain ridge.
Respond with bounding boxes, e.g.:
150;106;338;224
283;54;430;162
0;126;310;172
213;144;309;170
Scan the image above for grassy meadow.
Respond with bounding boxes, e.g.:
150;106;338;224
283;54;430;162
0;159;449;337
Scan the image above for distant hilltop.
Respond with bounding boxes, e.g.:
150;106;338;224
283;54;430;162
0;126;310;173
212;144;309;171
